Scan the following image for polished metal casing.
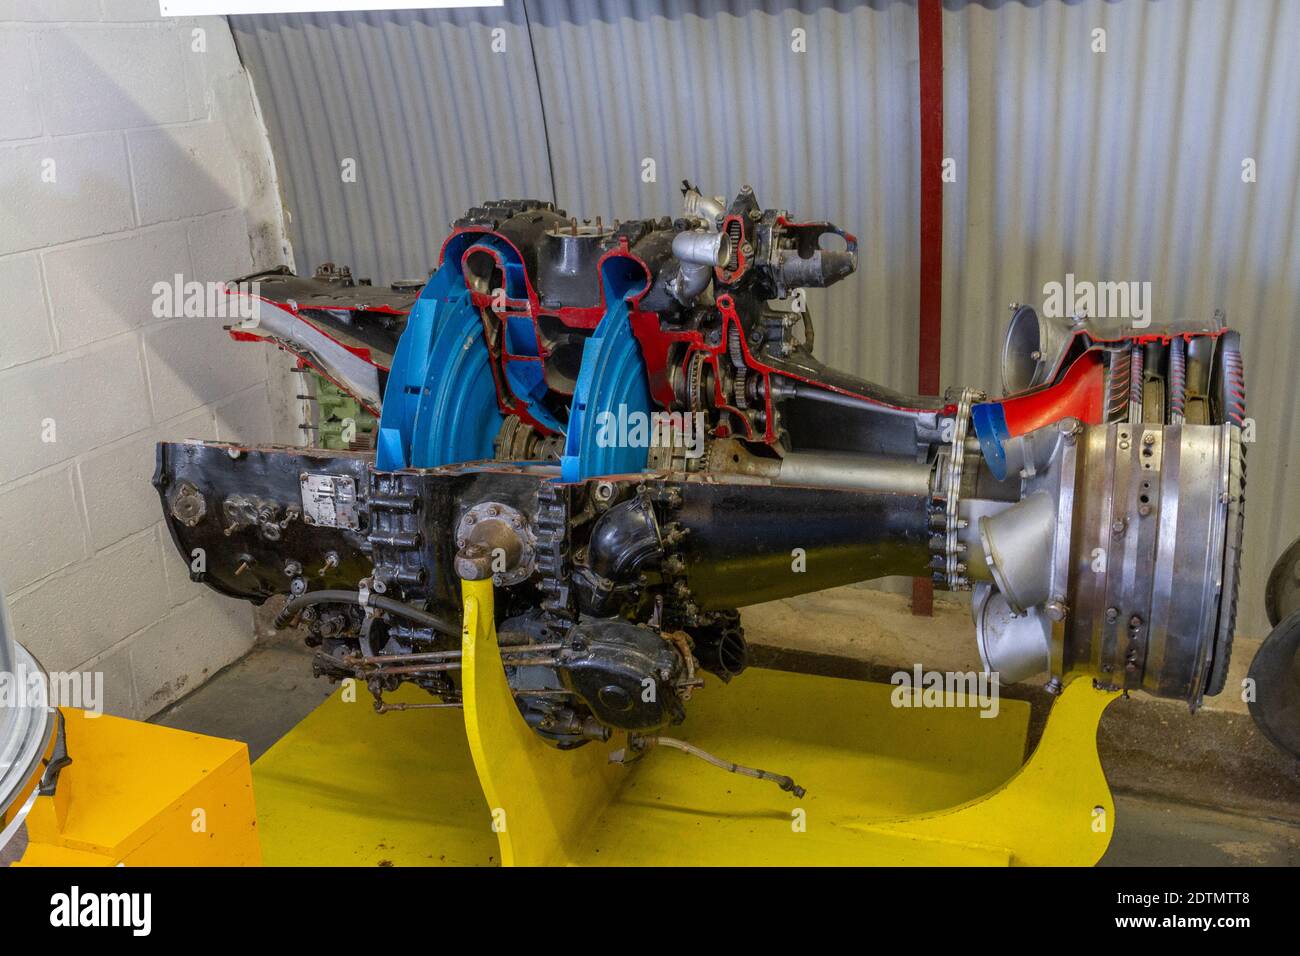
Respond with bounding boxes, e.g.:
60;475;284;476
1063;422;1240;707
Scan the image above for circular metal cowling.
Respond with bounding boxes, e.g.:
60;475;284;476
0;595;55;854
1000;305;1077;396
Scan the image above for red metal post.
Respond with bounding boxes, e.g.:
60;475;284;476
912;0;944;617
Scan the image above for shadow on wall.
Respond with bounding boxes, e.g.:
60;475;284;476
0;10;291;720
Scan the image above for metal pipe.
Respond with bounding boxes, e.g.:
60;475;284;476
769;377;933;422
622;734;806;798
669;229;731;305
775;450;933;496
276;589;459;637
348;658;559;677
346;643;564;666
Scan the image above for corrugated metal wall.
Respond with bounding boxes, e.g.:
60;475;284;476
230;0;1297;636
229;3;551;285
230;0;922;391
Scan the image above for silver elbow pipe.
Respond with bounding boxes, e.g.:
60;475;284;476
682;187;727;226
669;229;731;306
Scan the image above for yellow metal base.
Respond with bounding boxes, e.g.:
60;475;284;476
18;708;260;866
253;580;1117;866
253;683;496;866
461;579;1117;866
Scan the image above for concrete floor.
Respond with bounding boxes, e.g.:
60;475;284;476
154;585;1300;866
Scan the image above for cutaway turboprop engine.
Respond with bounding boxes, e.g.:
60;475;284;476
155;185;1245;751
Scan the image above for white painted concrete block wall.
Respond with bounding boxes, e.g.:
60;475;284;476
0;0;297;719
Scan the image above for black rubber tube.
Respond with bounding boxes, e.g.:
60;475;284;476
275;589;459;637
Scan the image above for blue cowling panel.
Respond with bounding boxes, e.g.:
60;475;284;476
971;402;1011;481
375;253;500;470
560;258;652;482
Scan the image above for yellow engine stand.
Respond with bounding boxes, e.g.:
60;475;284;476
17;708;260;866
10;582;1116;867
459;579;1118;866
252;579;1119;866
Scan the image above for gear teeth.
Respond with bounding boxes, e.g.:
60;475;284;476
727;325;750;409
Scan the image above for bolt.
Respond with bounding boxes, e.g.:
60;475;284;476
1142;432;1156;446
1045;599;1069;621
1139;504;1152;517
1105;606;1119;623
1045;677;1063;695
1129;614;1143;630
1111;519;1126;537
